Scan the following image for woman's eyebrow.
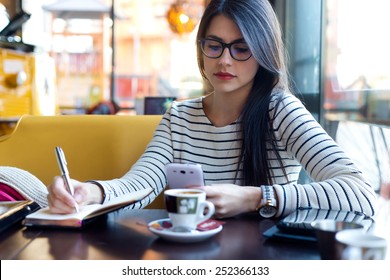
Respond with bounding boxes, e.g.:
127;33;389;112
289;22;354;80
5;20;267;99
205;35;246;43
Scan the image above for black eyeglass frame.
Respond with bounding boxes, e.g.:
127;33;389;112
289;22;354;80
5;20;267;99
199;38;252;61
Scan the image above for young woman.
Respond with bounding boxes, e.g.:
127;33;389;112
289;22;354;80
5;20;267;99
47;0;377;218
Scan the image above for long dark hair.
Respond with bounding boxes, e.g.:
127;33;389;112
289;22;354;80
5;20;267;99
196;0;290;186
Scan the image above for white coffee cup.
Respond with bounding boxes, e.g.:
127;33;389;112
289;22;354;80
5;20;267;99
164;189;215;232
336;229;388;260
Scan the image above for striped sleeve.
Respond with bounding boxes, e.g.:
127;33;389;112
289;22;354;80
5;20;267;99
94;97;242;208
94;111;175;208
269;93;377;217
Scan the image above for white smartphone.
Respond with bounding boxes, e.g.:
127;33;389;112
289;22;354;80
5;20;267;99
165;163;204;189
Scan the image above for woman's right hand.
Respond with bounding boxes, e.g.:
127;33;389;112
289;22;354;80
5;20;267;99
47;176;103;214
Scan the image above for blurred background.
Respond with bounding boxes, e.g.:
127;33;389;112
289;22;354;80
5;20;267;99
0;0;389;121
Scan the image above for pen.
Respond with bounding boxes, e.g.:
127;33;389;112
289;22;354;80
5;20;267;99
55;146;79;213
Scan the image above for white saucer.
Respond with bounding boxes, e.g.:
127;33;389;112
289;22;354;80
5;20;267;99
148;218;223;243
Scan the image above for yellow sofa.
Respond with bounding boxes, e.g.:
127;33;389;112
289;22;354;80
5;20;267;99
0;114;165;208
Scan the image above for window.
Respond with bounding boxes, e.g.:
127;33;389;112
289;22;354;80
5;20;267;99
324;0;390;125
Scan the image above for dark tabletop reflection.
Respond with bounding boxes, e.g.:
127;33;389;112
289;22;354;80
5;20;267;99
146;239;221;260
49;232;88;260
15;209;322;260
21;211;160;260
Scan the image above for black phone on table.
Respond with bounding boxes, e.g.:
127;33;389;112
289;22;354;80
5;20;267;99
276;208;372;236
263;208;374;242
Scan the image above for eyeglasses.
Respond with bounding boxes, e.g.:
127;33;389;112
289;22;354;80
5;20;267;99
199;38;252;61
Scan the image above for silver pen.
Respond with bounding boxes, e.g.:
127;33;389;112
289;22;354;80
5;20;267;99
55;146;79;213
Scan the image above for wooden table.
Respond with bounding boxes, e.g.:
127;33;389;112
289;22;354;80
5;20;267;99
3;196;390;261
0;209;320;260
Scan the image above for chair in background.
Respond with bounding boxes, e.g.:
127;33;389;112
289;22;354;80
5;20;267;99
0;114;165;209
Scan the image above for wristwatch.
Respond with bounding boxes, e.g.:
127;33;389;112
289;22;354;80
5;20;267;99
258;185;277;218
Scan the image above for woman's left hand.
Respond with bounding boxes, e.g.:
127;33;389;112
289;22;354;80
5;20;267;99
190;184;261;218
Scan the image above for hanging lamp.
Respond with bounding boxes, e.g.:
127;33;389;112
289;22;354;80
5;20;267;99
166;0;201;35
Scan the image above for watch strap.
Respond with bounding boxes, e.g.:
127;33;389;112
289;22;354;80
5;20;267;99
261;185;276;207
258;185;277;218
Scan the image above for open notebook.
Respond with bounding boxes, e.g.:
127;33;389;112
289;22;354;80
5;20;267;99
23;188;153;228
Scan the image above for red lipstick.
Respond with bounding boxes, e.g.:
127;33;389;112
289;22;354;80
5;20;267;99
214;72;236;80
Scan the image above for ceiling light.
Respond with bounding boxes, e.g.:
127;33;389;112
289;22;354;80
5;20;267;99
166;0;201;35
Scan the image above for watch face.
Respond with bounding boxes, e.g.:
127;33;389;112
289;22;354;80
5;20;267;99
259;205;277;218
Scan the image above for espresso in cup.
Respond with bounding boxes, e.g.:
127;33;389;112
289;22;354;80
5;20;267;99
164;189;215;232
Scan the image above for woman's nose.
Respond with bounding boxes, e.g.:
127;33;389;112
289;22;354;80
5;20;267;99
218;47;233;66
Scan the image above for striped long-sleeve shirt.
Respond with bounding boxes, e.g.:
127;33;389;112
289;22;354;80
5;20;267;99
96;92;377;217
